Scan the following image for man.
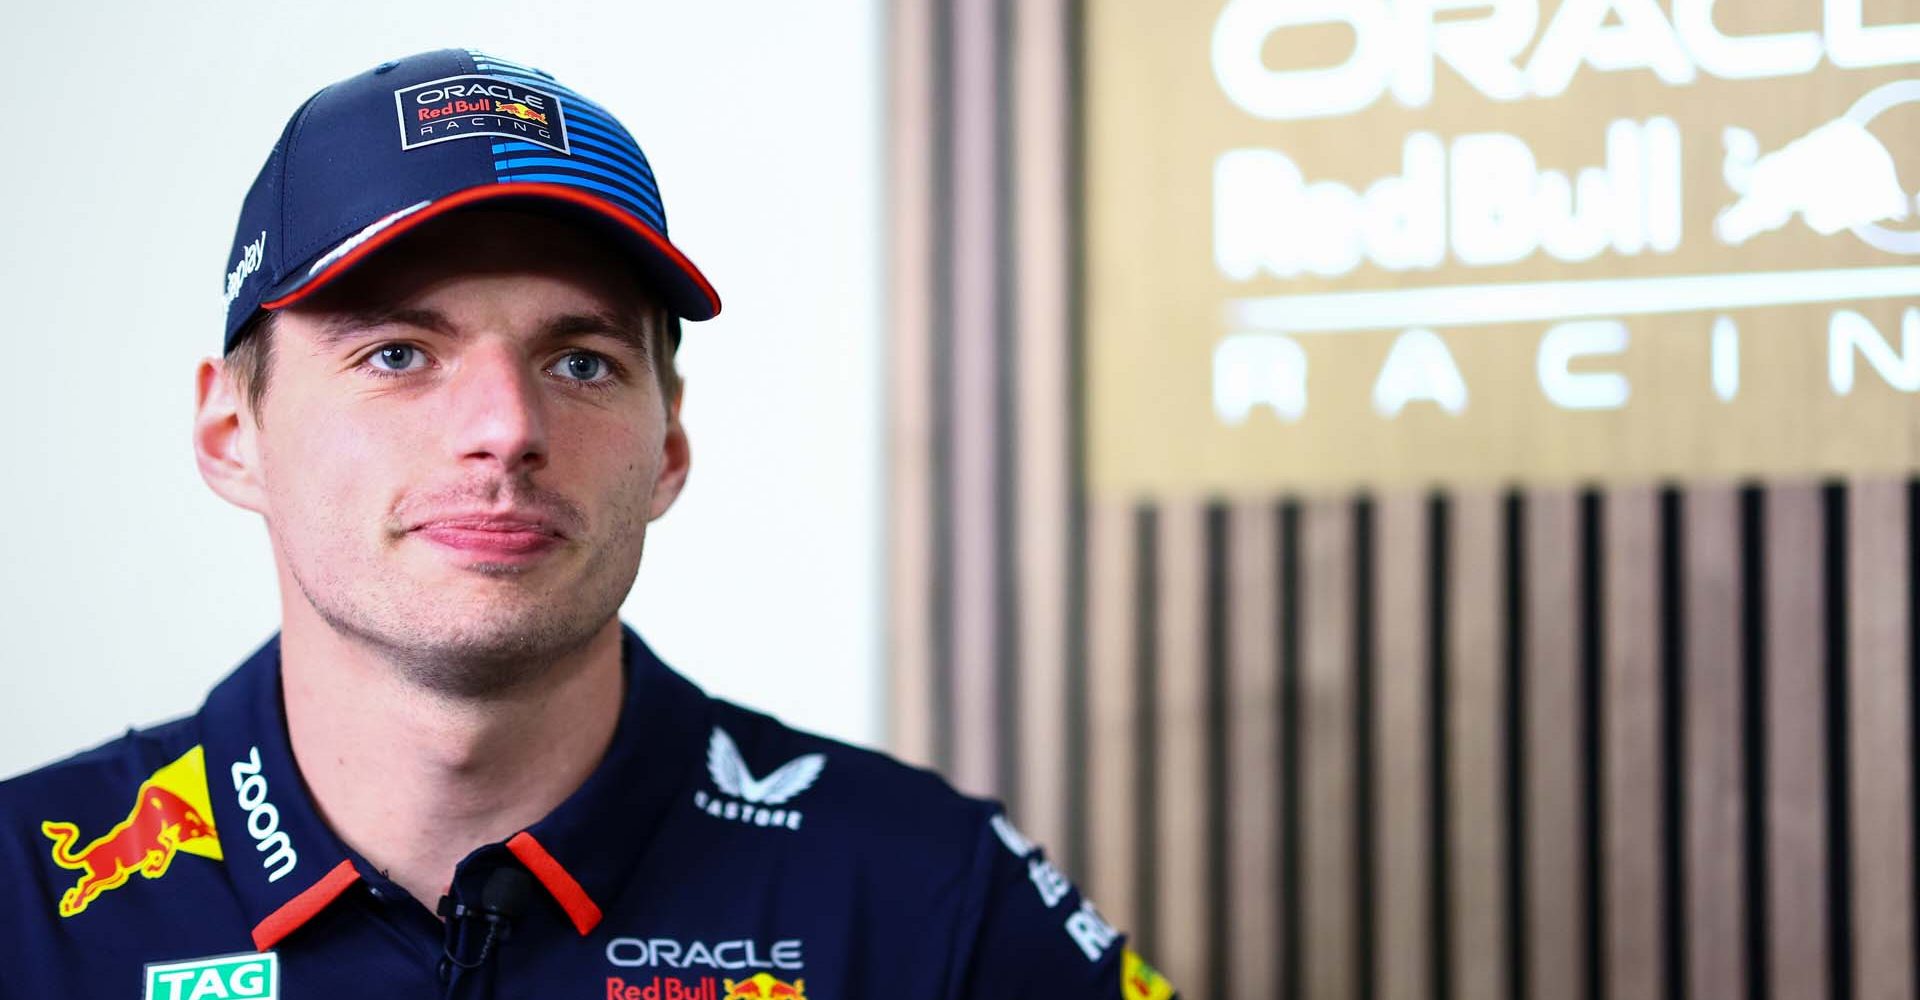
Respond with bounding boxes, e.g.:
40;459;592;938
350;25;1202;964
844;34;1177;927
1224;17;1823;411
0;49;1175;1000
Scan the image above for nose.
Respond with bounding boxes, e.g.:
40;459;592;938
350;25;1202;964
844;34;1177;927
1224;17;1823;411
445;344;549;476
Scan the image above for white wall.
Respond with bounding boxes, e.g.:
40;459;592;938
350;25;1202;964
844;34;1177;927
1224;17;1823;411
0;2;886;778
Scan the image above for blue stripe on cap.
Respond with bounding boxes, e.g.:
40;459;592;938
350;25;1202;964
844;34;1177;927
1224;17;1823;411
561;119;651;164
472;61;616;115
477;63;617;116
474;63;652;162
469;51;546;74
547;94;628;138
467;52;559;82
495;174;662;226
564;133;655;175
492;157;663;215
465;51;673;233
545;105;648;161
491;141;661;204
496;129;658;193
492;135;647;176
553;132;661;196
472;57;541;73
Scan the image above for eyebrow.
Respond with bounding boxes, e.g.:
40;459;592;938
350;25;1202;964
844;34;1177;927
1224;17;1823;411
315;306;653;364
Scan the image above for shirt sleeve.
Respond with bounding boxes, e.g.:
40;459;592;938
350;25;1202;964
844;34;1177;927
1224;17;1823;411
949;810;1179;1000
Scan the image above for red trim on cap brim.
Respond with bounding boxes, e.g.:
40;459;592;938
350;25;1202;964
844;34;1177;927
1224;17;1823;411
505;831;602;935
251;858;360;951
259;182;720;319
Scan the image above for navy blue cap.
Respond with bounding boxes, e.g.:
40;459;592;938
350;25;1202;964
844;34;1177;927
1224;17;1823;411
219;48;720;353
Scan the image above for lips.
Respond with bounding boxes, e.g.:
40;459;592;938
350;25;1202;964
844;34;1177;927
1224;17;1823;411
411;514;567;560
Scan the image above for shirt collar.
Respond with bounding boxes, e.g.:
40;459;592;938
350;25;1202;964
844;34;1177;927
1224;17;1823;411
510;627;712;932
195;624;711;950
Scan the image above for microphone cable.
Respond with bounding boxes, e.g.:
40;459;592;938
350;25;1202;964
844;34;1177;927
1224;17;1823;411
439;866;537;974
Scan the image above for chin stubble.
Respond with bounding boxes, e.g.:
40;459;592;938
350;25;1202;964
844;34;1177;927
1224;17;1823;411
280;532;627;700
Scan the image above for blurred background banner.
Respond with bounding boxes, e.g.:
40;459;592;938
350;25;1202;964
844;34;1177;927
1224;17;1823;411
890;3;1919;1000
1092;0;1920;493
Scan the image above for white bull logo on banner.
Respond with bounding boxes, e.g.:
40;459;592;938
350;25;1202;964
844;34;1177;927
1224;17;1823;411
1716;79;1920;251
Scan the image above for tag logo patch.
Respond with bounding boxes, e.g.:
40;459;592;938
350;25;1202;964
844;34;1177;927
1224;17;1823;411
144;951;278;1000
394;74;568;154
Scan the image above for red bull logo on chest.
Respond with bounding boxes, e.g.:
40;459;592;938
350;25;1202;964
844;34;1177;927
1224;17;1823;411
41;746;224;917
1121;947;1175;1000
721;973;807;1000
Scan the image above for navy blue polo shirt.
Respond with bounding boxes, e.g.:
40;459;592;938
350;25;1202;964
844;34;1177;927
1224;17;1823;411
0;626;1177;1000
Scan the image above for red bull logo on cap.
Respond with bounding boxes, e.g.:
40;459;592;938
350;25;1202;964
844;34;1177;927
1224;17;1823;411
395;73;569;155
40;746;223;917
494;102;549;126
720;973;807;1000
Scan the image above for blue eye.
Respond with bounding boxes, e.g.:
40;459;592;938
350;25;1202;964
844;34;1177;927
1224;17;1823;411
369;344;426;372
554;352;608;382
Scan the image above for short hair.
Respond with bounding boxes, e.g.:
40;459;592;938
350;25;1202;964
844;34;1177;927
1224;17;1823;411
224;303;682;426
224;312;277;423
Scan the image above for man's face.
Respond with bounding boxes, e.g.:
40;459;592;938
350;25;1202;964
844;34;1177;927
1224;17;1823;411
202;208;688;694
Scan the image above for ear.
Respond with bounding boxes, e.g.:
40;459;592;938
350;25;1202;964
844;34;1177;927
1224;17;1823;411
646;381;690;521
193;357;267;515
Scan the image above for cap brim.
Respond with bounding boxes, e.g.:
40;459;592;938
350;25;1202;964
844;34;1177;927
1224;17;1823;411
258;182;720;321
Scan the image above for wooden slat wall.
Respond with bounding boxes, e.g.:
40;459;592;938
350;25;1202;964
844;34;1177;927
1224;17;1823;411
883;0;938;772
944;0;1003;799
1684;486;1748;1000
1375;496;1433;1000
1448;493;1510;1000
1603;488;1665;1000
1157;501;1210;999
1766;485;1832;1000
1085;498;1138;931
1303;499;1359;1000
885;5;1920;999
1011;0;1073;866
1227;501;1282;1000
1524;490;1587;1000
1847;482;1916;1000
